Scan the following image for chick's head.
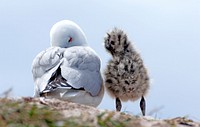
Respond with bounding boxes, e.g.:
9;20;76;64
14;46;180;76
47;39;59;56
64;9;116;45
104;28;129;56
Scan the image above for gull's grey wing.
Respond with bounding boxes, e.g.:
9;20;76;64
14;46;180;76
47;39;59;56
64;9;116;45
32;47;65;96
60;46;103;96
32;47;64;79
39;66;84;96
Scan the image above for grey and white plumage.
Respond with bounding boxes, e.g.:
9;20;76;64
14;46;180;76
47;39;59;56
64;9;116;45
32;20;104;107
104;28;150;115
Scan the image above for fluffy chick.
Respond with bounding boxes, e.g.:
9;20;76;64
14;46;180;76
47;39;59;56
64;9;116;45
104;28;150;116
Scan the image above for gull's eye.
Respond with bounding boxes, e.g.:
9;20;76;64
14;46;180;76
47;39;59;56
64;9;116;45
68;37;72;43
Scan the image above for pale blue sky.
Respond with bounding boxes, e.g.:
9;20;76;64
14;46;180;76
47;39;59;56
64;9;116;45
0;0;200;120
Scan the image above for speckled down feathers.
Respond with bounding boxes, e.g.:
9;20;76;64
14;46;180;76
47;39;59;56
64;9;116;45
104;28;150;101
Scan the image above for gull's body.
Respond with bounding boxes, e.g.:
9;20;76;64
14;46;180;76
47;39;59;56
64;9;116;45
32;20;104;107
104;28;150;115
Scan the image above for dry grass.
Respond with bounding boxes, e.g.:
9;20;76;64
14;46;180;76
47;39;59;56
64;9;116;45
0;97;199;127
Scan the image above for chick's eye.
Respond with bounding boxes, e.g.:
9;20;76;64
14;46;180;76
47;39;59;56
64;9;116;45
68;37;72;43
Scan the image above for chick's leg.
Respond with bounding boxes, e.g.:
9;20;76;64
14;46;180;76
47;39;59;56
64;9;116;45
116;97;122;111
140;96;146;116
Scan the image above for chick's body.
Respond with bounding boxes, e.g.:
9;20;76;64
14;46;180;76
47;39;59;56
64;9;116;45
105;52;149;101
104;28;149;115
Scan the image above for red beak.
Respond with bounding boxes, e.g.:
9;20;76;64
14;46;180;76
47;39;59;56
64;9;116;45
69;37;72;43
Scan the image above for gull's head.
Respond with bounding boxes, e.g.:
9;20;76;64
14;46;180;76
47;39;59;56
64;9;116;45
50;20;87;48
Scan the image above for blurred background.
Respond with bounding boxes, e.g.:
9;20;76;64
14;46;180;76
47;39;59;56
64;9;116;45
0;0;199;120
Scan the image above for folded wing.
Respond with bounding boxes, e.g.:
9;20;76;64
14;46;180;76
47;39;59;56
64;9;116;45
32;46;102;97
32;47;65;96
60;46;102;96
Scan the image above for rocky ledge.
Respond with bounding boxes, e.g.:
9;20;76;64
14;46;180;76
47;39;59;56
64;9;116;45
0;97;199;127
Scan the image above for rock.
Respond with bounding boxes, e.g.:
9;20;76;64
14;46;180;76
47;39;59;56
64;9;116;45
0;97;199;127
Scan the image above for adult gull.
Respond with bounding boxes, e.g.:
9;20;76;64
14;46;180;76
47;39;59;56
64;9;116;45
32;20;104;107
